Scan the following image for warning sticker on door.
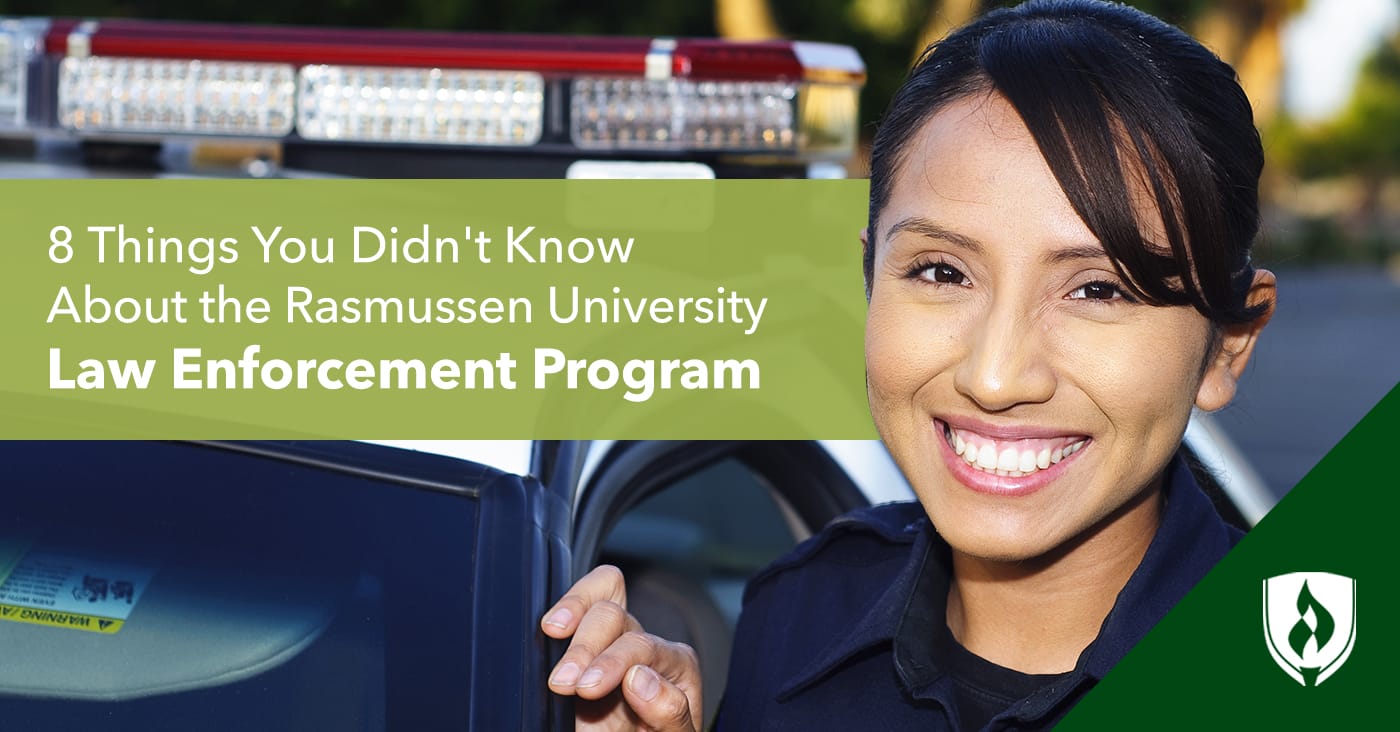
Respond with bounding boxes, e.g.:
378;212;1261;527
0;550;156;635
0;536;32;587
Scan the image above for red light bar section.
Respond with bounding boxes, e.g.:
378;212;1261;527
671;40;805;82
40;19;864;84
47;19;652;75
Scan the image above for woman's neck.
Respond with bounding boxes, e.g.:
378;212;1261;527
944;482;1163;675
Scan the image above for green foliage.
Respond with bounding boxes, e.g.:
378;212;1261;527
1262;215;1393;267
1276;36;1400;180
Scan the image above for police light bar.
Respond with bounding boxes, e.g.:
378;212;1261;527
4;17;865;159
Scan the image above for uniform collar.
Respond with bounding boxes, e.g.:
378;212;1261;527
775;453;1237;718
775;517;930;701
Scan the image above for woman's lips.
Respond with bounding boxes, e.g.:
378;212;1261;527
935;418;1090;496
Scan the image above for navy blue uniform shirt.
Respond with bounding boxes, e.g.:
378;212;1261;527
716;455;1242;731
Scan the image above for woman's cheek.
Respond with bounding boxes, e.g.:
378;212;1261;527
866;299;964;414
1050;311;1208;440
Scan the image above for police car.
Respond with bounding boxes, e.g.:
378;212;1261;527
0;15;1274;732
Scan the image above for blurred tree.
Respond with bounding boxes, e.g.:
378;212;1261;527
770;0;1295;138
1279;34;1400;238
912;0;980;59
716;0;781;39
974;0;1297;124
1191;0;1304;124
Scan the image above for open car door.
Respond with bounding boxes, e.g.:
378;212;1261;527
0;440;573;731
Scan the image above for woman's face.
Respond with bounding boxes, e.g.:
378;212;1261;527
866;92;1238;562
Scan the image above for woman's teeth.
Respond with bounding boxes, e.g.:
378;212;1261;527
945;425;1086;478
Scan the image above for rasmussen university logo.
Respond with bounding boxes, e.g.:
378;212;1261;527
1262;572;1357;686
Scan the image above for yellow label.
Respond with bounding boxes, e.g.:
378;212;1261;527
0;547;152;635
0;603;124;634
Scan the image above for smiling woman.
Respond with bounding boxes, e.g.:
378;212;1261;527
542;1;1276;730
864;90;1247;567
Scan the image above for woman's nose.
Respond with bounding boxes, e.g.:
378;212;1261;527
952;300;1056;412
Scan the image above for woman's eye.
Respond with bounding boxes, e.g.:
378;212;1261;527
1068;281;1125;301
918;262;969;286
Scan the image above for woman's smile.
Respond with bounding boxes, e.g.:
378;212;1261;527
935;417;1090;495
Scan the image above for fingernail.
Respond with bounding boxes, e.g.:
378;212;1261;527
629;665;660;701
551;662;581;686
544;608;573;629
576;667;604;688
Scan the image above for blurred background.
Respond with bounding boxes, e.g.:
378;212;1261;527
4;0;1396;495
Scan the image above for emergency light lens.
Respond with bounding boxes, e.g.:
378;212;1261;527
297;65;544;146
0;34;22;127
0;19;45;129
570;78;798;151
59;56;296;136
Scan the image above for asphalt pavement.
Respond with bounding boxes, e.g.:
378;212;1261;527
1212;267;1399;498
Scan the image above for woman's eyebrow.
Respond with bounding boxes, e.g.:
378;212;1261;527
1042;244;1112;265
885;216;1111;265
884;216;983;254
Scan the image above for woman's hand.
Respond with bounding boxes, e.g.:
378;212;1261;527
541;565;703;732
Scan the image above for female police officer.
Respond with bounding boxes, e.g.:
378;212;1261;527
541;1;1276;729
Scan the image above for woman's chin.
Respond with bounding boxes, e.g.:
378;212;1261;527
924;501;1064;563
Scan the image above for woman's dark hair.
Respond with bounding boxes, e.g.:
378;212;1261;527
865;0;1266;324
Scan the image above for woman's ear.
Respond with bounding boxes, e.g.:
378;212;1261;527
860;227;870;254
1195;269;1277;412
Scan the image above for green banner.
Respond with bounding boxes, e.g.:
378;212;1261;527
0;180;877;438
1062;383;1400;728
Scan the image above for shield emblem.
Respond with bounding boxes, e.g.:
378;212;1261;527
1262;572;1356;686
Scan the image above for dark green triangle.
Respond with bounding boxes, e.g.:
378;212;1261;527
1060;381;1399;728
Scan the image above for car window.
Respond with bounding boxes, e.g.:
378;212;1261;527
599;457;801;723
0;442;479;732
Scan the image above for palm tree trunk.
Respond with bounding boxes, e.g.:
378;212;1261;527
716;0;782;40
914;0;982;61
1193;0;1290;125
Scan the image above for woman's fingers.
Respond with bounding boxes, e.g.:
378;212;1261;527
547;599;640;693
622;664;700;732
541;564;628;639
624;640;703;731
541;564;702;730
544;564;643;695
573;631;700;701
